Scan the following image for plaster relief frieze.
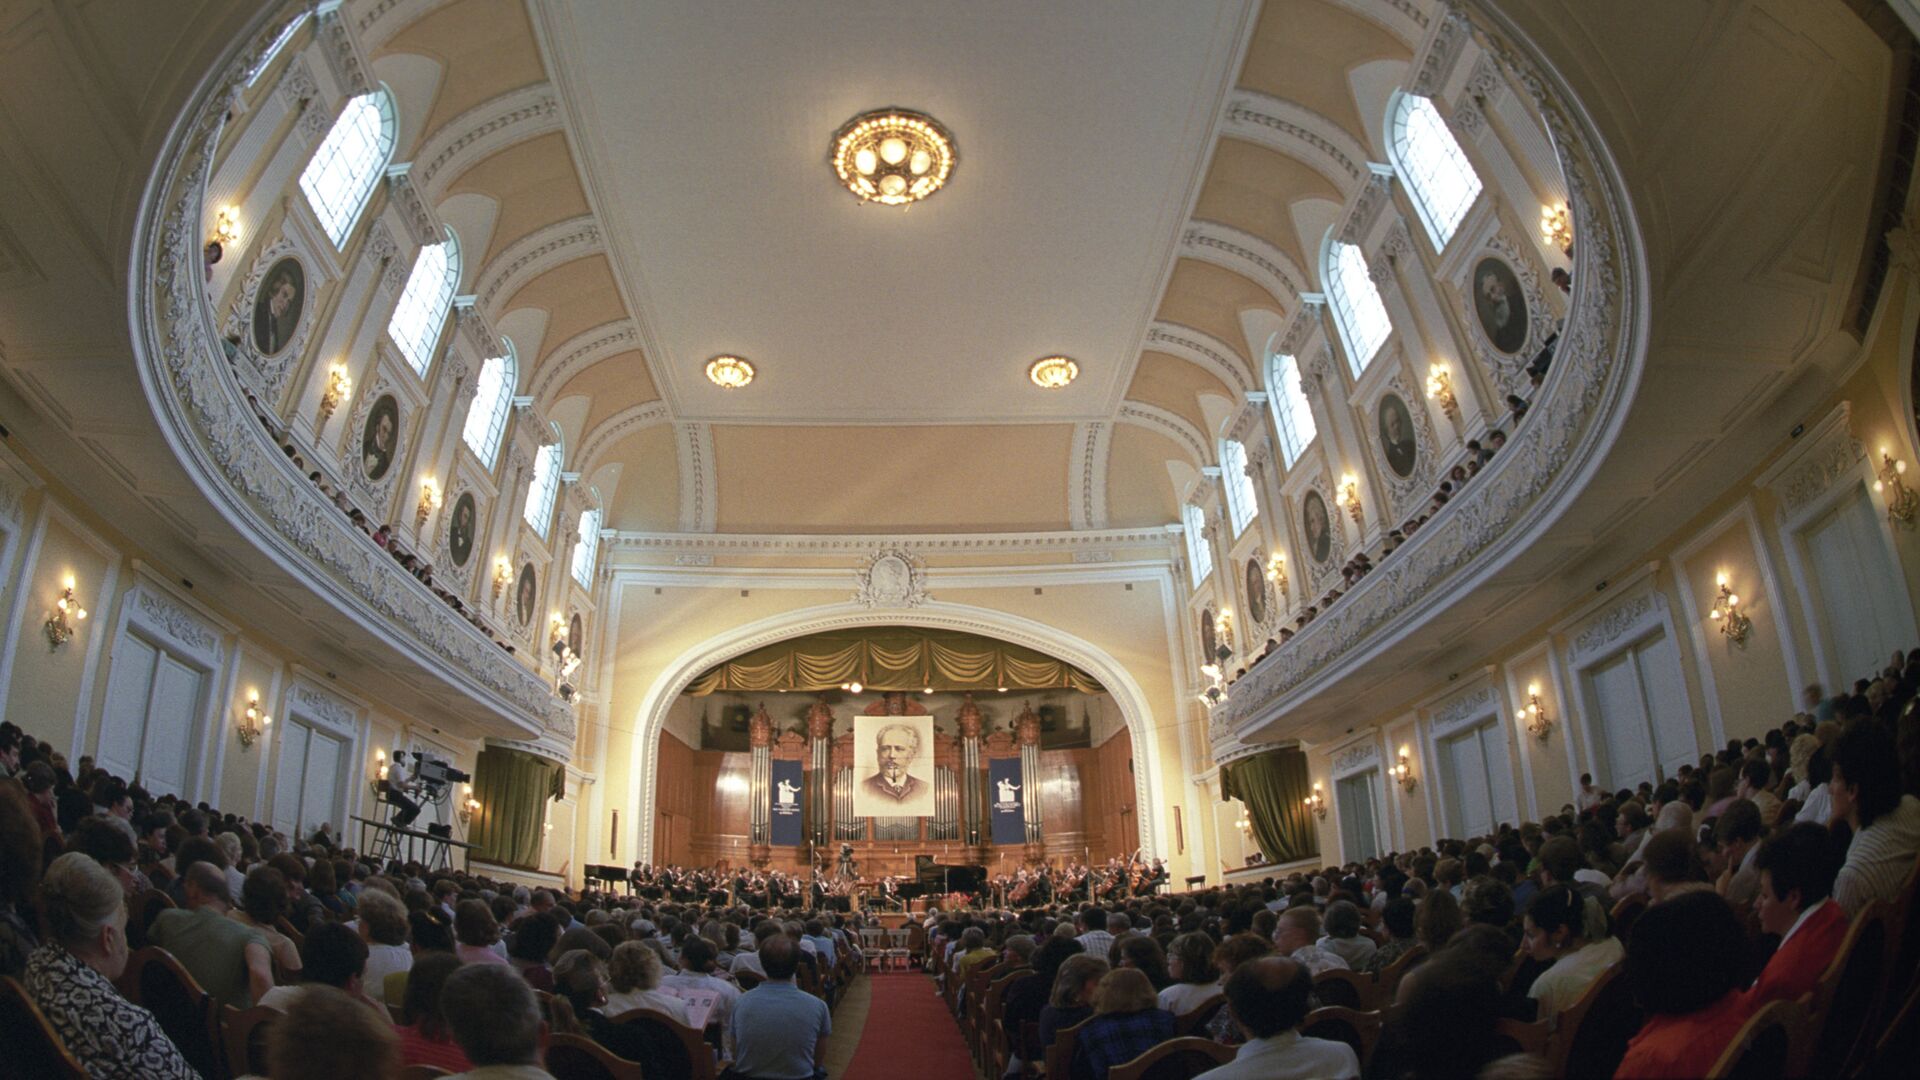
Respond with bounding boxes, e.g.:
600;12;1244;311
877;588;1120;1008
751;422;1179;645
1280;301;1325;357
672;553;714;567
1069;421;1111;531
1072;550;1115;564
274;57;328;142
292;681;358;733
1145;323;1255;395
1180;220;1306;303
1571;592;1661;662
1373;367;1440;517
364;222;404;294
475;216;603;317
1337;172;1394;247
316;6;373;97
676;423;716;533
855;549;930;609
528;321;639;404
1408;6;1473;98
1117;401;1211;468
1213;9;1642;753
1457;228;1555;398
411;83;562;202
1222;92;1368;192
607;526;1176;557
1773;427;1864;515
1332;740;1380;776
1431;684;1497;734
1452;97;1487;138
133;588;220;655
383;165;439;248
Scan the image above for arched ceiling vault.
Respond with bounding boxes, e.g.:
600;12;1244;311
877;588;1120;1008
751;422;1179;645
359;0;1446;534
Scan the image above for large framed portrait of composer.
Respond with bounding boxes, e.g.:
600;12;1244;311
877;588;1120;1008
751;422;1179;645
360;394;400;482
447;492;478;568
251;257;306;357
1377;392;1418;479
515;563;538;628
1246;557;1268;627
852;714;935;818
1472;256;1529;355
1301;490;1333;565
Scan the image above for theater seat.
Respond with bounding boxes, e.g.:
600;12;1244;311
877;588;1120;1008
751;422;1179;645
0;975;87;1079
1107;1036;1236;1080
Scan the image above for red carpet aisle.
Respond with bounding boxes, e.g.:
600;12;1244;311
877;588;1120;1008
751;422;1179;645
839;973;977;1080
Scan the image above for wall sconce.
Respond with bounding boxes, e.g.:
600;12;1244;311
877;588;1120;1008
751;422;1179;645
492;557;513;599
374;748;389;783
416;478;440;531
319;365;352;424
1233;804;1252;836
1216;609;1235;655
1338;474;1363;527
1303;782;1327;820
1266;552;1289;599
1523;685;1553;741
1540;201;1573;255
1425;364;1459;421
1391;747;1418;794
1710;572;1752;645
237;693;271;748
458;783;479;826
211;205;241;248
1875;450;1918;528
44;579;88;649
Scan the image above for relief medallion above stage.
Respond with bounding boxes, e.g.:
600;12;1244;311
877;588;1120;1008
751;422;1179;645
854;548;929;608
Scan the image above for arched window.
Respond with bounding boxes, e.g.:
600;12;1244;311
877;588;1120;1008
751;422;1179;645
297;90;395;246
1390;94;1483;250
387;228;460;378
1325;239;1392;378
571;506;602;587
523;425;563;538
1182;503;1213;587
461;341;516;469
1270;352;1318;467
1221;439;1258;536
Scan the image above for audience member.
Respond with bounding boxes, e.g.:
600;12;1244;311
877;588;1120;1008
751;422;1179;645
149;860;273;1008
1363;897;1418;975
1195;956;1358;1079
1040;953;1110;1050
356;884;413;1000
1317;899;1376;969
1157;931;1220;1014
395;951;474;1073
1074;967;1175;1080
439;961;555;1079
1616;891;1752;1077
1272;905;1348;975
728;934;831;1080
1746;822;1848;1008
454;897;508;967
1829;719;1920;913
1521;884;1620;1017
604;937;693;1024
266;984;400;1080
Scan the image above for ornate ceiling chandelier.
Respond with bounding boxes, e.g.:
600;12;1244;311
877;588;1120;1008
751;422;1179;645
829;108;957;207
705;355;754;389
1029;356;1079;389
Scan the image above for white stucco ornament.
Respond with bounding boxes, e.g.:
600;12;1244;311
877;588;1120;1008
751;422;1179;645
854;548;929;608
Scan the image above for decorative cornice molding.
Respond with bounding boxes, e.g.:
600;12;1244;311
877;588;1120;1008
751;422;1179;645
676;422;716;533
1570;591;1663;662
573;400;671;476
1332;739;1380;776
1069;421;1111;531
316;5;374;97
1337;170;1396;246
132;586;221;656
291;680;359;733
1408;4;1474;98
409;82;562;203
476;215;603;317
606;525;1177;558
1221;91;1369;193
1180;219;1307;307
349;0;445;54
275;57;328;141
527;320;641;404
1144;322;1256;396
1117;401;1212;468
382;163;438;247
853;548;931;608
1430;683;1498;733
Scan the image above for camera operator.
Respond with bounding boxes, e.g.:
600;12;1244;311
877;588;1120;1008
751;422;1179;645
385;750;424;828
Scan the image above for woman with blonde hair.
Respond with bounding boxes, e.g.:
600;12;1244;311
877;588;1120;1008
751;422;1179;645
604;937;692;1024
24;852;199;1079
1074;967;1175;1079
1039;952;1109;1053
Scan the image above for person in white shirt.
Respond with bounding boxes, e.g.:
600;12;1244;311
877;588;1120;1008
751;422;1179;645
1273;905;1349;976
1829;721;1920;915
728;922;783;980
1158;932;1223;1015
1315;900;1376;971
1522;884;1622;1017
355;887;413;1003
659;938;741;1038
1577;773;1604;814
603;939;692;1025
1074;907;1116;960
1194;957;1358;1079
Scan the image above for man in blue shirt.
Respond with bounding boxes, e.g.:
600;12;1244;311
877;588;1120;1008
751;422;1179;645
728;935;830;1080
802;918;836;968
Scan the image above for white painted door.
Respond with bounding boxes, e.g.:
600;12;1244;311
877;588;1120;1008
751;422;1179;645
1441;727;1493;838
1588;649;1658;791
1635;637;1697;777
300;728;343;837
273;721;310;838
1477;722;1516;828
96;635;160;781
1336;771;1381;861
139;653;205;798
1805;490;1912;684
93;632;207;797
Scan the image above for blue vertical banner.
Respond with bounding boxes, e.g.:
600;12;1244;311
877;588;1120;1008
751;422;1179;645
989;757;1026;845
770;758;804;847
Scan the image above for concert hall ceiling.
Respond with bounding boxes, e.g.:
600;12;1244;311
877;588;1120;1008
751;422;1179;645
353;0;1418;534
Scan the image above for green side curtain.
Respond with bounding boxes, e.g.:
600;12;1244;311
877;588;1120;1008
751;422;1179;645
686;627;1105;695
469;747;559;869
1223;747;1320;864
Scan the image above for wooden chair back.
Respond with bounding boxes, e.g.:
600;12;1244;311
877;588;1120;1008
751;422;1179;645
1106;1036;1236;1080
544;1031;646;1080
906;921;928;965
398;1066;451;1080
1707;998;1812;1080
1020;1018;1043;1064
1313;968;1375;1011
734;969;763;991
1608;893;1649;941
0;975;87;1079
122;946;224;1080
1043;1016;1089;1080
126;888;174;952
604;1006;716;1080
1172;993;1225;1036
1490;1016;1551;1057
1863;981;1920;1079
978;967;1029;1065
1377;943;1428;999
1807;900;1889;1074
221;1004;278;1079
1300;1005;1384;1068
1548;964;1640;1080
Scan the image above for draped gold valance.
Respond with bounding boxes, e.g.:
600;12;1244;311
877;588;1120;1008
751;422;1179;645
688;627;1105;695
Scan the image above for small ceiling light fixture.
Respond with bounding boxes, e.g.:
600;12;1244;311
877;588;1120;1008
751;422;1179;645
830;108;957;207
1029;356;1079;390
706;355;755;390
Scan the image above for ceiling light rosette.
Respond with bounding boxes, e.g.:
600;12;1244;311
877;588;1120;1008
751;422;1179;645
830;108;957;207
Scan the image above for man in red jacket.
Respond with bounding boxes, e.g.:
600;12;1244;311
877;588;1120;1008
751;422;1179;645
1744;822;1848;1009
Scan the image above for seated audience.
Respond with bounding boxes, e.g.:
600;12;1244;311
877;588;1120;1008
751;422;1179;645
1711;798;1765;906
1317;899;1376;969
1746;822;1848;1008
1521;884;1621;1017
1157;930;1221;1014
1369;951;1504;1080
454;897;508;966
1616;891;1752;1078
1039;952;1110;1050
260;921;384;1016
550;947;657;1063
149;860;273;1009
395;951;474;1073
1414;888;1464;953
728;934;831;1080
1363;897;1419;974
25;852;199;1079
1114;933;1170;991
1641;830;1711;903
0;780;41;980
604;937;693;1024
660;935;741;1034
232;865;301;977
1273;905;1348;974
1006;936;1081;1076
266;983;399;1080
1195;956;1358;1079
355;885;412;1001
439;961;556;1079
1829;719;1920;914
505;909;559;992
1073;967;1175;1080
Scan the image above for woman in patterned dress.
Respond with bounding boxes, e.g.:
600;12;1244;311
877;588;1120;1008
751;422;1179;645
24;852;201;1079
